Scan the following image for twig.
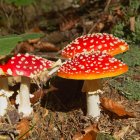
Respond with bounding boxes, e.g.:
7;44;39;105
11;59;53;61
104;0;112;12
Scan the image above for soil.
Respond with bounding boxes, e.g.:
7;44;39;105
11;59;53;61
0;0;140;140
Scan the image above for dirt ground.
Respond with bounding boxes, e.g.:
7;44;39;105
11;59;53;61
0;0;140;140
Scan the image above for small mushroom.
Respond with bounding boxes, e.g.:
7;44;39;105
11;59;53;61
0;70;14;117
57;52;128;119
61;33;129;58
0;53;54;117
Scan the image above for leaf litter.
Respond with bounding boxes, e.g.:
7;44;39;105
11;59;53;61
0;1;140;140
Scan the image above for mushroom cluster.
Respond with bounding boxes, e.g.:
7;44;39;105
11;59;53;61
58;33;129;119
0;53;54;117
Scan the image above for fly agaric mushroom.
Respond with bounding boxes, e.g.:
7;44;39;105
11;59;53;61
0;53;54;117
61;33;129;58
57;52;128;119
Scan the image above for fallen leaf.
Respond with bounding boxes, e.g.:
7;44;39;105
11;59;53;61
14;42;34;53
43;109;49;118
35;41;59;52
28;38;40;44
16;118;30;140
73;124;99;140
60;17;79;31
30;89;44;104
28;27;43;33
100;97;135;117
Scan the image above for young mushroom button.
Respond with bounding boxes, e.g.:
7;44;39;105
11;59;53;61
61;33;129;58
0;53;54;117
57;52;128;119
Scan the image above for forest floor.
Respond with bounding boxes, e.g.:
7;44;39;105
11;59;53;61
0;1;140;140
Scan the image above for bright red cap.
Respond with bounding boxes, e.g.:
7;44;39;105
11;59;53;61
61;33;129;58
58;52;128;79
0;53;54;78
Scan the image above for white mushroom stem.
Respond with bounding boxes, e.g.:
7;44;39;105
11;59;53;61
18;76;33;117
82;79;104;120
0;78;9;116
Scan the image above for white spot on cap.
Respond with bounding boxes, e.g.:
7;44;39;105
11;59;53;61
40;65;43;69
77;46;81;50
25;53;29;57
80;65;85;69
25;61;28;64
102;50;107;53
110;42;114;46
7;69;13;75
120;45;126;51
16;65;20;68
21;57;25;61
32;58;36;61
17;54;21;57
90;39;94;43
119;64;123;66
18;61;22;64
11;61;14;64
72;68;77;71
98;45;102;49
83;43;87;46
11;57;15;60
90;45;94;49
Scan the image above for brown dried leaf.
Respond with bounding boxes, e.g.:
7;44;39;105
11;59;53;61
15;42;34;53
42;108;49;118
28;27;43;33
132;74;140;81
30;89;44;104
96;22;105;32
100;97;135;117
60;18;79;31
16;118;30;140
73;124;99;140
35;41;59;52
0;55;7;60
28;38;40;44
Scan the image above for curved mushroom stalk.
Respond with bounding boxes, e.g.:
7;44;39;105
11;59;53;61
0;94;8;116
17;76;33;117
82;79;104;120
0;78;9;116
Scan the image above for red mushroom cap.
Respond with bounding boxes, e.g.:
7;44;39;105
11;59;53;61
61;33;129;58
58;52;128;80
0;53;54;78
